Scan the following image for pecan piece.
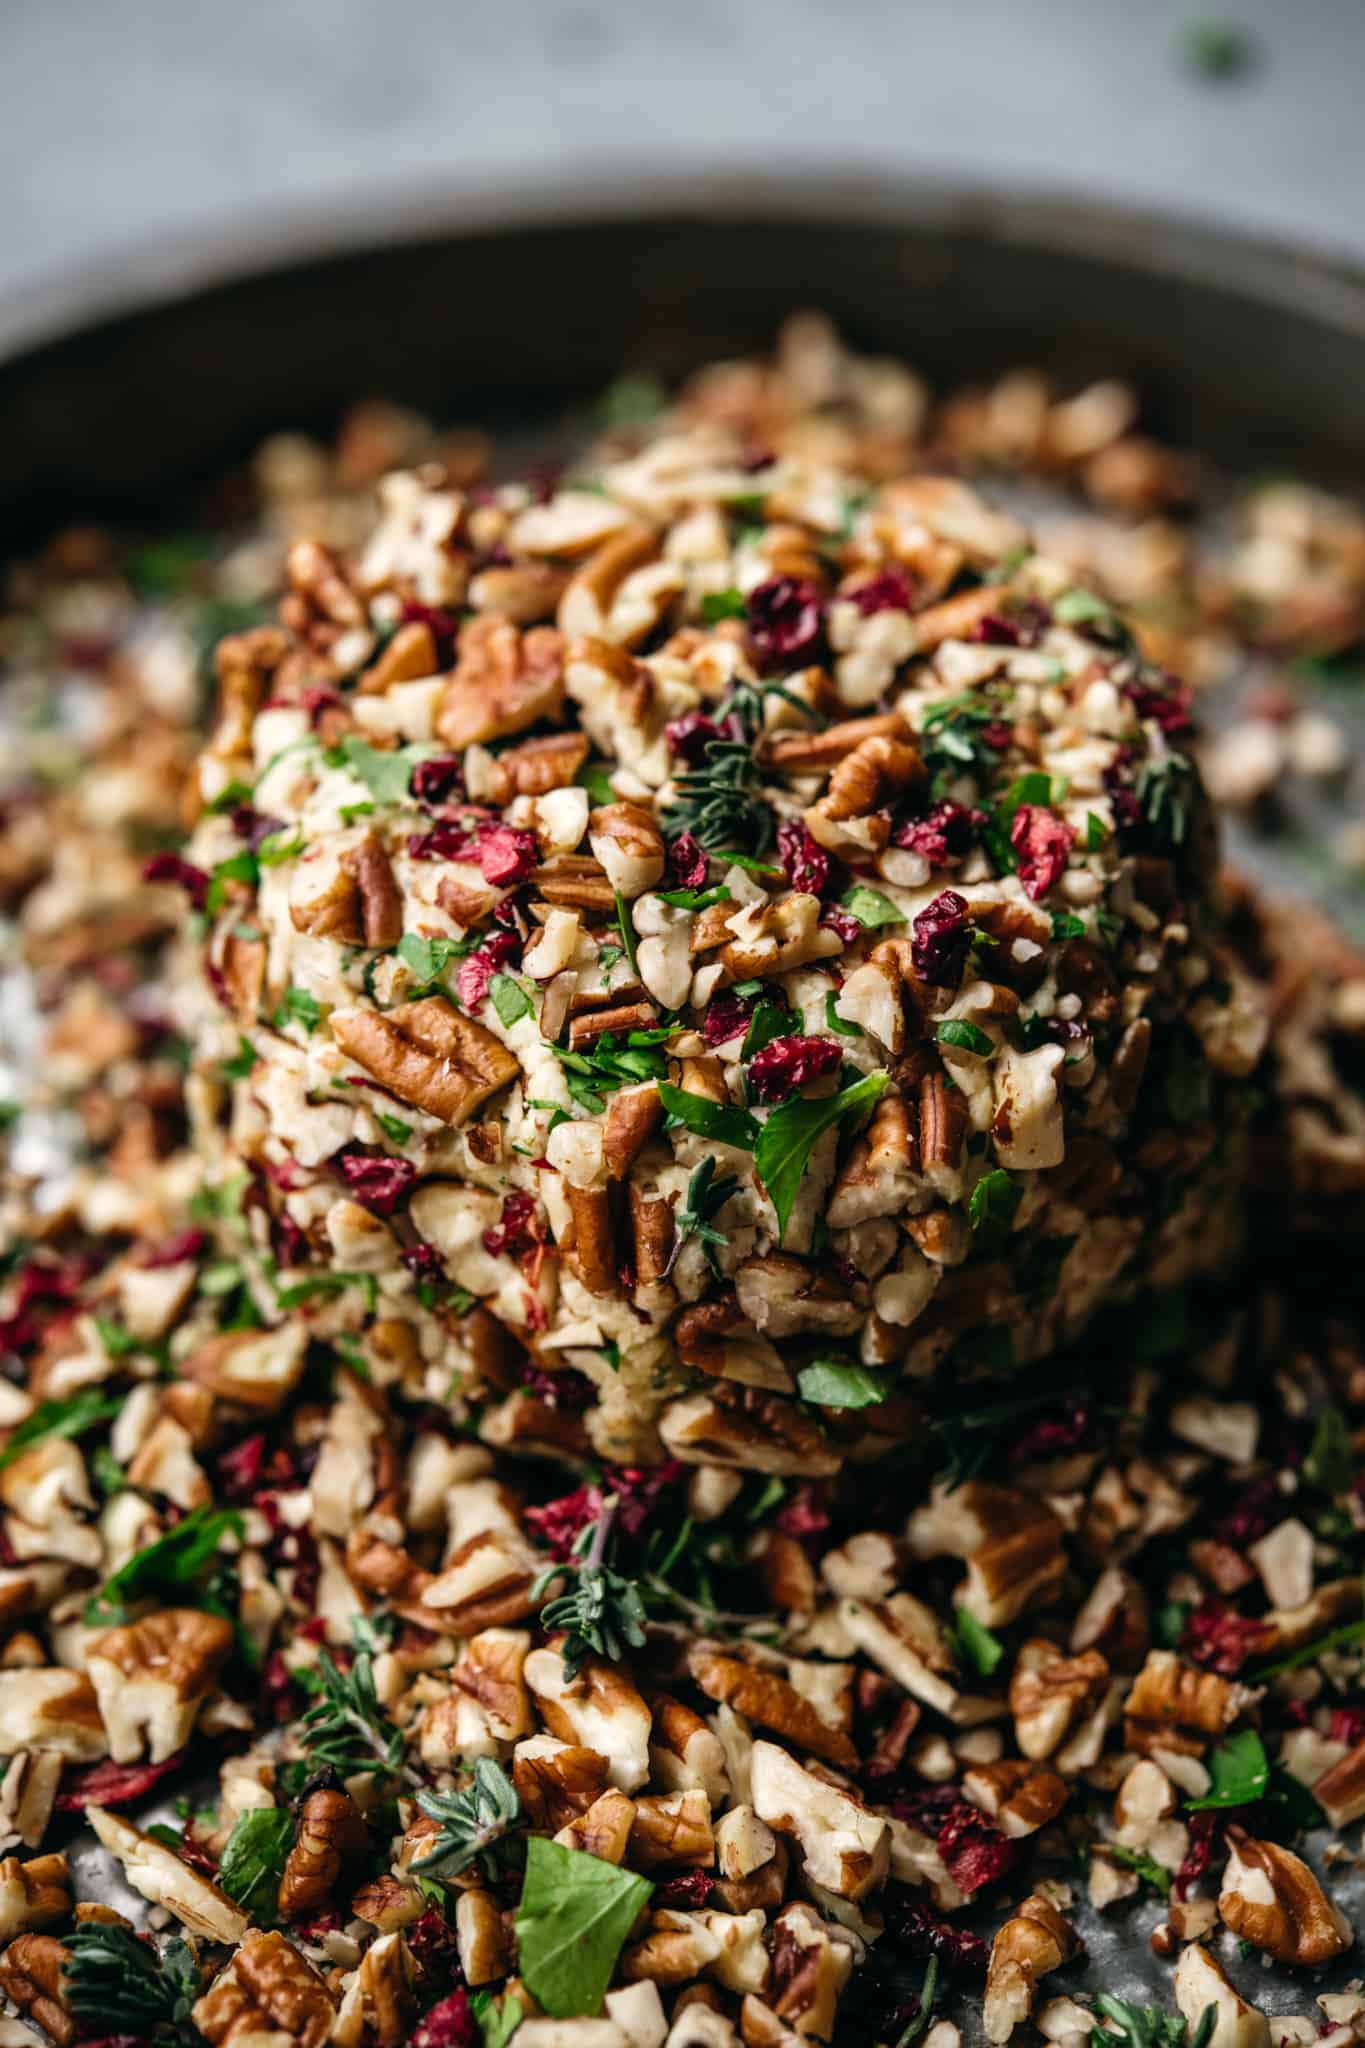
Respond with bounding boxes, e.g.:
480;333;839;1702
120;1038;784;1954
289;829;402;949
194;1929;335;2048
331;997;519;1123
87;1608;233;1763
0;1853;70;1939
588;802;667;898
0;1933;74;2047
907;1481;1067;1627
688;1646;857;1769
277;1787;370;1921
1009;1640;1110;1761
1218;1827;1352;1966
961;1759;1068;1839
436;616;565;749
982;1895;1078;2044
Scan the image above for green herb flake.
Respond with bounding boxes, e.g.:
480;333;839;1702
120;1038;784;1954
674;1158;740;1279
755;1070;890;1240
85;1504;245;1627
1051;912;1086;940
656;884;731;911
825;992;863;1038
657;1081;759;1151
0;1388;123;1472
205;849;259;914
256;829;305;867
376;1112;414;1147
937;1019;994;1057
515;1836;654;2018
701;588;748;624
840;884;905;930
951;1606;1006;1677
414;1758;522;1880
63;1923;201;2042
272;986;322;1034
797;1359;888;1410
333;736;436;806
217;1807;293;1925
490;974;534;1028
967;1167;1021;1251
614;890;640;979
219;1034;260;1082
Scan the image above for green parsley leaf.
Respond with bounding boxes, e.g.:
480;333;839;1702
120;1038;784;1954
797;1359;888;1410
490;974;534;1028
273;986;322;1034
85;1504;245;1627
937;1019;993;1057
951;1607;1005;1677
578;762;617;806
515;1837;653;2018
967;1167;1021;1251
840;884;905;930
206;850;259;914
982;771;1066;875
93;1314;145;1360
741;998;798;1061
1304;1407;1353;1495
0;1388;122;1472
701;588;748;624
657;1082;759;1151
1092;1995;1216;2048
332;736;436;805
754;1071;890;1240
219;1034;259;1082
1051;912;1086;940
1054;586;1124;636
656;884;731;910
1186;1729;1269;1810
414;1758;522;1880
614;891;640;978
825;992;863;1037
397;931;468;987
217;1807;293;1925
256;829;305;867
1086;811;1107;851
376;1112;413;1146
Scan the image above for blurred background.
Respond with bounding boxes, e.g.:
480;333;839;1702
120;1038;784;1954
4;0;1365;354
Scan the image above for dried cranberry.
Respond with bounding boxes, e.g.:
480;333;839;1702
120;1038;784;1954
747;576;826;672
936;1801;1018;1894
407;819;479;862
911;889;970;986
667;831;708;889
1126;675;1194;736
853;568;916;616
477;823;538;887
1175;1810;1227;1898
886;1897;991;1974
333;1148;418;1217
665;710;742;765
776;1484;831;1539
875;1780;962;1835
230;806;287;853
893;799;982;867
1330;1705;1365;1748
412;1990;477;2048
655;1869;715;1908
1011;1400;1091;1464
610;1460;685;1539
526;1462;683;1561
141;852;209;908
981;720;1013;751
702;986;760;1047
217;1433;267;1502
520;1365;594;1412
747;1034;842;1102
141;1229;207;1269
483;1191;543;1260
1216;1478;1282;1549
297;685;341;726
406;1906;462;1989
271;1213;311;1267
56;1754;184;1813
0;1255;92;1357
402;1241;448;1284
1181;1599;1270;1676
524;1484;600;1560
455;930;520;1009
401;600;461;666
1010;805;1075;901
971;613;1021;646
819;905;864;945
411;754;465;806
776;818;830;897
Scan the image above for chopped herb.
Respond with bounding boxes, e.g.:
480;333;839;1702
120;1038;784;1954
1304;1406;1353;1495
657;1081;759;1151
1186;1729;1269;1810
91;1446;127;1497
533;1497;647;1679
256;829;305;867
674;1157;740;1278
490;974;534;1028
656;884;731;910
94;1313;145;1360
330;735;436;805
556;1034;671;1116
797;1359;888;1410
217;1807;293;1925
275;1270;379;1314
1135;752;1193;848
272;986;322;1034
578;761;616;806
660;738;772;855
85;1504;245;1627
701;588;748;624
1096;1841;1172;1896
376;1112;413;1147
473;1993;525;2048
754;1070;890;1240
63;1924;200;2046
982;770;1066;875
515;1836;653;2019
967;1167;1021;1251
932;1387;1089;1487
1051;912;1086;940
338;802;376;826
597;944;623;973
951;1607;1006;1677
0;1387;122;1473
741;997;798;1061
894;1956;939;2048
613;891;640;978
825;991;863;1037
937;1019;994;1057
1054;585;1125;636
716;852;783;877
397;931;470;988
300;1646;408;1780
205;850;259;914
529;1098;571;1134
840;883;905;929
414;1760;522;1882
1086;811;1107;851
219;1035;260;1082
1091;1995;1216;2048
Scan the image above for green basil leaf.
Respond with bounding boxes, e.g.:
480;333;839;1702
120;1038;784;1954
825;992;864;1038
937;1019;994;1057
840;884;905;930
334;736;436;805
742;1000;797;1061
967;1167;1020;1250
0;1388;123;1473
701;588;747;624
797;1359;888;1410
217;1807;293;1924
657;1083;759;1151
754;1071;889;1240
397;932;468;987
490;974;534;1028
515;1837;653;2018
85;1504;245;1627
1186;1730;1269;1810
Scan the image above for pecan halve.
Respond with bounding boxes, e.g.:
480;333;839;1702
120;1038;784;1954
331;997;519;1123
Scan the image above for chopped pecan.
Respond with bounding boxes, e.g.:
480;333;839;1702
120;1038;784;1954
1218;1827;1352;1966
436;616;565;749
961;1759;1068;1839
524;1647;652;1792
588;802;667;897
331;998;519;1123
530;854;616;911
1313;1740;1365;1828
1172;1944;1269;2048
1009;1640;1110;1761
278;1787;370;1921
562;1183;617;1296
87;1608;233;1763
907;1482;1067;1627
0;1853;69;1940
87;1805;248;1944
659;1388;840;1478
512;1742;612;1831
1124;1650;1251;1754
750;1740;889;1901
629;1790;715;1870
982;1895;1078;2045
688;1646;857;1769
762;711;912;773
0;1932;74;2047
454;1889;513;1985
554;1787;638;1865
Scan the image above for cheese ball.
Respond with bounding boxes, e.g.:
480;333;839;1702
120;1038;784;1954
180;418;1267;1467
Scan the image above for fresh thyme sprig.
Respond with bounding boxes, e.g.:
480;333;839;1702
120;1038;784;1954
671;1157;739;1278
63;1924;201;2046
533;1496;648;1677
1089;1996;1215;2048
413;1757;523;1879
299;1646;415;1784
661;738;773;855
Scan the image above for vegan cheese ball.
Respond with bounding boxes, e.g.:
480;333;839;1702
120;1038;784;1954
179;413;1268;1468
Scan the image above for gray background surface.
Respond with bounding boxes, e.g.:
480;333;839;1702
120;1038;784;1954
2;0;1363;351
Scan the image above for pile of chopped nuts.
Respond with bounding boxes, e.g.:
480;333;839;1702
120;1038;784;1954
1;317;1364;2048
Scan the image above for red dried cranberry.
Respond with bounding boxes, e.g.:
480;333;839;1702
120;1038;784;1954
1181;1599;1269;1677
271;1213;311;1267
971;613;1021;646
702;986;760;1046
525;1484;600;1560
401;600;461;666
526;1462;683;1561
412;1989;477;2048
747;1034;842;1103
483;1191;542;1259
1010;805;1075;901
1126;676;1194;736
776;818;830;897
911;889;970;986
408;819;480;861
655;1870;715;1908
819;905;864;944
1011;1400;1090;1464
141;1229;207;1269
297;685;341;726
402;1241;448;1284
776;1484;831;1539
887;1898;991;1974
78;2035;144;2047
0;1255;92;1357
455;929;520;1009
936;1801;1018;1894
406;1905;462;1989
667;831;709;888
520;1366;594;1412
875;1780;962;1834
477;823;538;887
1175;1810;1227;1898
893;800;982;867
141;852;209;908
665;710;742;765
853;568;916;616
1330;1705;1365;1748
411;754;465;806
747;576;826;672
1216;1478;1282;1549
333;1148;418;1217
217;1433;267;1502
610;1460;685;1539
56;1754;184;1813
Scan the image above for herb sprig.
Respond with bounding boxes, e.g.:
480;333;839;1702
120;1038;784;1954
414;1758;523;1879
533;1496;647;1678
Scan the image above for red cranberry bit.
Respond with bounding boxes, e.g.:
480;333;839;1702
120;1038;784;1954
1176;1810;1227;1898
893;799;982;867
747;1034;843;1103
610;1460;685;1539
853;567;916;616
1216;1477;1282;1548
936;1801;1019;1894
524;1483;601;1560
1126;675;1194;736
411;753;465;806
1181;1599;1270;1676
702;985;760;1047
402;1241;448;1284
482;1191;543;1260
476;823;538;887
412;1989;477;2048
776;817;830;897
776;1484;831;1539
747;576;826;672
141;853;209;909
56;1754;184;1813
665;709;743;765
271;1213;311;1268
667;831;709;888
455;929;521;1009
1010;805;1076;901
406;1906;463;1989
887;1898;991;1974
911;889;970;986
1330;1705;1365;1747
407;819;479;862
140;1229;207;1269
655;1869;715;1909
1011;1400;1091;1464
0;1255;93;1358
217;1433;268;1502
333;1148;418;1217
519;1365;594;1412
819;905;864;945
